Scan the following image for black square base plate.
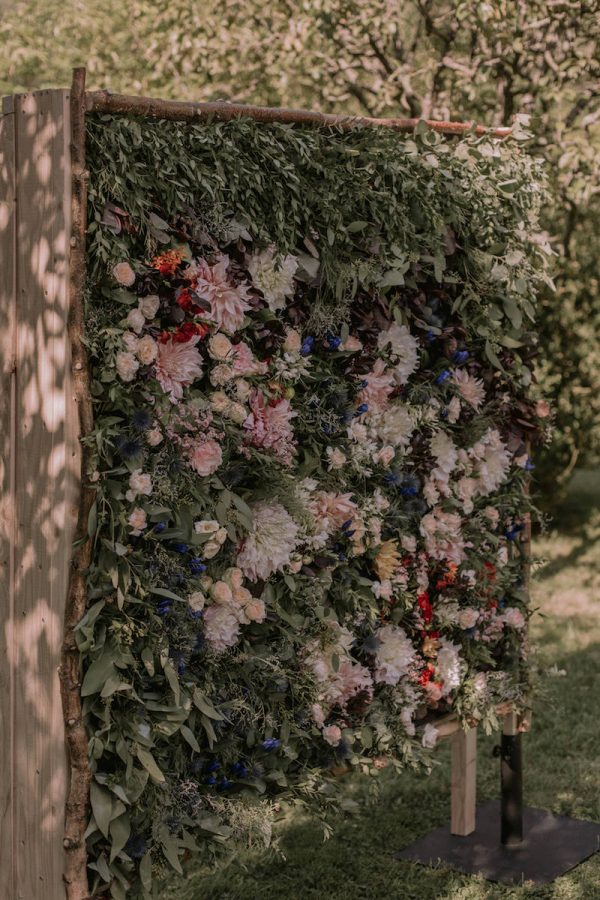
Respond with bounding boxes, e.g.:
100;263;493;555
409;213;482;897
396;800;600;885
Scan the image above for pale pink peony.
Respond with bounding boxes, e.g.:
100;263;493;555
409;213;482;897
203;604;240;652
113;261;135;286
155;335;203;402
309;490;358;533
322;724;343;747
357;359;395;413
231;341;268;376
243;390;297;465
187;438;223;477
191;255;252;333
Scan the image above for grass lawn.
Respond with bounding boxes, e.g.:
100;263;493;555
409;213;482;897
164;471;600;900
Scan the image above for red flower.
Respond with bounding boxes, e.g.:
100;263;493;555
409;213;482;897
173;322;208;343
417;591;433;624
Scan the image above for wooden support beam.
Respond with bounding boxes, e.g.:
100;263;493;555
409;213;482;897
451;727;477;836
0;88;77;900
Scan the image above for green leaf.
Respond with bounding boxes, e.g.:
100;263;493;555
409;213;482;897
193;688;224;720
180;724;200;752
109;812;131;863
136;747;165;784
139;852;153;891
90;781;114;839
81;653;118;696
161;836;183;874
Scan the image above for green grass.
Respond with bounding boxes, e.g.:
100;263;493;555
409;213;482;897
164;471;600;900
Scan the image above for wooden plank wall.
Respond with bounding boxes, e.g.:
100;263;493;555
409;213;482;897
0;89;78;900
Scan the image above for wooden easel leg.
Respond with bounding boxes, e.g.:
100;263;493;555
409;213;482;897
451;726;477;835
501;712;523;845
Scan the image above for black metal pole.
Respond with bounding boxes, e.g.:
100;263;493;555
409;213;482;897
501;726;523;845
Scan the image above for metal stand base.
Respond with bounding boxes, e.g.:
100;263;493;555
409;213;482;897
396;800;600;885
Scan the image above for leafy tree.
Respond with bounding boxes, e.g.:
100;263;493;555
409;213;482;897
1;0;599;495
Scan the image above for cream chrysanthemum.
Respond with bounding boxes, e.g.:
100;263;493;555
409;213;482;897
248;246;298;312
374;624;415;685
452;369;486;409
377;323;419;384
237;501;299;581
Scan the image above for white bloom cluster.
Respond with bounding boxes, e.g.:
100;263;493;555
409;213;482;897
377;323;419;384
373;624;416;685
436;638;464;696
237;501;299;580
248;246;298;312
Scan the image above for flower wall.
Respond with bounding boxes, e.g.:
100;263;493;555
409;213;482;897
82;115;550;897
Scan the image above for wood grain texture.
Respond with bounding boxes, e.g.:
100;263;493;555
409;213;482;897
451;727;477;836
0;88;77;900
0;93;18;900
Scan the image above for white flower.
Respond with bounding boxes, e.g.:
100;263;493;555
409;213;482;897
155;335;203;402
116;351;140;382
283;328;302;353
208;333;233;360
437;638;463;696
374;624;415;685
127;507;147;535
126;307;145;334
420;507;467;565
248;246;298;312
430;430;458;475
503;607;526;629
370;403;414;447
452;369;486;409
126;469;152;502
187;591;206;613
447;395;461;423
194;519;221;534
122;331;140;352
458;608;479;629
422;724;439;749
326;446;347;470
139;294;160;319
237;501;299;581
203;604;240;652
113;261;135;286
136;335;158;365
377;323;419;384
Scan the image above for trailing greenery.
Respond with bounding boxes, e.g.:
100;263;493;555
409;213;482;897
82;114;549;898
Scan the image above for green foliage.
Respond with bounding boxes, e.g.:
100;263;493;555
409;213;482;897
2;0;598;496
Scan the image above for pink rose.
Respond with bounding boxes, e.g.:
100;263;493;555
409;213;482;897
188;439;223;476
113;261;135;286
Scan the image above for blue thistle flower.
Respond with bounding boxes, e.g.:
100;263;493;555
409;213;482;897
355;403;369;415
435;369;451;385
326;333;342;350
115;434;142;460
156;599;172;617
205;775;217;786
206;760;220;773
231;761;249;777
131;409;153;431
170;542;189;554
425;330;436;343
217;778;233;791
189;558;206;576
261;738;281;751
300;336;314;356
125;834;148;860
153;521;167;534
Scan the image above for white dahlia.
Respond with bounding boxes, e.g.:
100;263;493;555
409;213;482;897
248;246;298;312
236;501;299;581
373;624;416;685
377;323;419;384
191;254;252;333
371;403;415;447
436;638;463;696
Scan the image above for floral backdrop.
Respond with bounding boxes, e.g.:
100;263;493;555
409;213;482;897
81;115;550;897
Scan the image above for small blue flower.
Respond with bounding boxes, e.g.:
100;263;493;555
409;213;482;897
217;777;233;791
125;834;148;860
384;471;403;486
338;552;346;562
355;403;369;415
524;457;535;472
452;350;470;364
435;369;451;385
189;558;207;576
231;761;249;777
156;599;172;617
326;332;342;350
425;330;436;343
204;775;217;785
170;542;189;554
341;519;353;531
300;336;314;356
153;521;167;534
206;760;220;773
400;485;418;497
261;738;281;751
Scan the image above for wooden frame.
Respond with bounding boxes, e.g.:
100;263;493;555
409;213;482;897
0;68;527;898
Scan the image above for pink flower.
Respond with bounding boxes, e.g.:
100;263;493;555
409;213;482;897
190;254;252;334
357;359;395;413
203;604;240;652
243;390;297;465
322;725;342;747
309;491;358;532
231;341;268;376
187;438;223;476
112;261;135;286
155;335;203;402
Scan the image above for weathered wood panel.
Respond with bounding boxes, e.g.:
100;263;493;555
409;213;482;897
0;93;18;900
0;89;78;900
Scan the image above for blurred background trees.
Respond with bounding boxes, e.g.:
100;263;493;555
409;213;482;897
2;0;598;499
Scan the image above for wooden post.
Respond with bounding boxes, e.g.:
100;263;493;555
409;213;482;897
0;89;79;900
451;726;477;836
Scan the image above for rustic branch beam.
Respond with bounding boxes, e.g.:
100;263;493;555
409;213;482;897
85;89;512;138
60;65;94;900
